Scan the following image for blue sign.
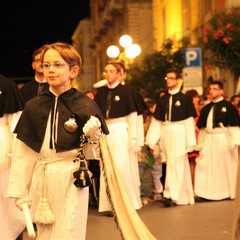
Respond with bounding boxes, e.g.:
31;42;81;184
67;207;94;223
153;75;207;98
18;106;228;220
183;48;202;67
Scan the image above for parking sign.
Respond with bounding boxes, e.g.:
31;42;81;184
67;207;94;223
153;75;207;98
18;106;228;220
183;48;202;67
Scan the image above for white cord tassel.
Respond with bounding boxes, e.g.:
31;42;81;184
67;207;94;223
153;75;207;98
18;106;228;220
22;202;36;238
34;160;55;224
34;197;55;224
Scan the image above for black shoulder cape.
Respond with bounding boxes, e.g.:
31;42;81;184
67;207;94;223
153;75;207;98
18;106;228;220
0;74;24;117
94;84;138;119
20;80;49;104
15;88;109;153
125;85;147;115
153;91;197;121
197;99;240;128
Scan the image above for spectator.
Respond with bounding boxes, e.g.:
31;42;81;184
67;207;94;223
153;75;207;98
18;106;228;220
185;89;200;188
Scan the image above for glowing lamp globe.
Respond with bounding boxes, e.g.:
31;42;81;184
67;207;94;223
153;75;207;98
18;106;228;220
106;45;120;58
119;35;132;48
125;44;141;59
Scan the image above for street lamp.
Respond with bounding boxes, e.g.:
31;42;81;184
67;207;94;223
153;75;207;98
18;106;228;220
106;34;141;67
106;45;120;58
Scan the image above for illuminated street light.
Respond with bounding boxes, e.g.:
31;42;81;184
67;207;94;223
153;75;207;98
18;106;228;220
106;35;141;68
106;45;120;58
126;44;141;59
119;35;132;48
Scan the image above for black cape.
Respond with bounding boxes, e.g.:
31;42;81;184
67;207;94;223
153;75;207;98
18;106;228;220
154;91;197;121
197;99;240;128
15;88;109;153
0;74;24;117
20;80;49;104
125;85;147;115
94;84;138;119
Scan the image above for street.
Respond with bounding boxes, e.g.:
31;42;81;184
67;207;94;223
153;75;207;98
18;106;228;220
22;198;234;240
86;199;234;240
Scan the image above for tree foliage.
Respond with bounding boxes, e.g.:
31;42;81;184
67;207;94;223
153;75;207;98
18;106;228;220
126;38;190;99
200;7;240;78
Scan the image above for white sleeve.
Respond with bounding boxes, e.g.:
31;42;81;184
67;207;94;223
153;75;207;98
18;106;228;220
184;117;197;148
7;139;37;199
126;111;138;149
227;126;240;146
197;128;206;146
7;111;22;132
136;114;144;147
145;117;161;149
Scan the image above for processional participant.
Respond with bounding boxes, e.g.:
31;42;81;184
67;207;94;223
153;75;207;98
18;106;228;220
7;42;108;240
146;69;197;207
7;42;156;240
0;74;25;239
195;81;240;201
94;61;143;212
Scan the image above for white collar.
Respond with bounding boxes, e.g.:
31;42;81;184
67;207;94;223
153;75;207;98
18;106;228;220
35;76;47;84
107;81;120;89
168;88;180;95
212;96;224;103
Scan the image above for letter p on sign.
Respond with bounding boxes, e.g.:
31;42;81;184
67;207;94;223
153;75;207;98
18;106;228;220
183;48;202;67
186;51;197;65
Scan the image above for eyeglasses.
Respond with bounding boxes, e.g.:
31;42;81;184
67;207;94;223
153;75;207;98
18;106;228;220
40;63;74;70
165;77;177;81
103;69;117;75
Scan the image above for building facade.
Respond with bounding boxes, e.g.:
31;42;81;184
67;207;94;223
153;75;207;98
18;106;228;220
72;0;240;96
152;0;240;96
72;0;154;91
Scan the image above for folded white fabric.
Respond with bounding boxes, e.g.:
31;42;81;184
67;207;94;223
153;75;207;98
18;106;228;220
83;116;101;141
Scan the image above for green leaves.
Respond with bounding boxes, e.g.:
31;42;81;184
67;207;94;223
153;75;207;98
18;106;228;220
200;7;240;77
126;38;190;98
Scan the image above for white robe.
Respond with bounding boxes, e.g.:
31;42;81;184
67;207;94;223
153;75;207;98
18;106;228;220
0;113;25;240
8;113;89;240
146;117;196;205
99;114;142;212
195;126;240;200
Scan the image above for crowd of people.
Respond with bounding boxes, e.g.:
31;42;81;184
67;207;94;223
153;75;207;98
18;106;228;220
1;42;240;240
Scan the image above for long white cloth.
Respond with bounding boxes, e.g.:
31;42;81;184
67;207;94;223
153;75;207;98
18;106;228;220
99;135;156;240
0;114;25;240
195;127;239;200
8;113;89;240
146;117;196;205
99;116;142;212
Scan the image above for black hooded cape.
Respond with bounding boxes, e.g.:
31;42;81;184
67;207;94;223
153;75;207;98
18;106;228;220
94;84;138;119
15;88;109;153
0;74;24;117
154;91;197;121
20;80;49;104
197;99;240;128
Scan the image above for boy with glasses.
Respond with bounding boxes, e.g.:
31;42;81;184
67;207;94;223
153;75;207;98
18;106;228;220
7;42;108;240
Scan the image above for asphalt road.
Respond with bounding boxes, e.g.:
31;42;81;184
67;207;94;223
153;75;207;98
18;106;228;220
86;199;234;240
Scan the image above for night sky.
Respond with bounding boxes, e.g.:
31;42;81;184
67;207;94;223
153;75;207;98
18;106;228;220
0;0;90;79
